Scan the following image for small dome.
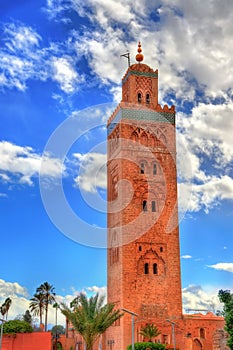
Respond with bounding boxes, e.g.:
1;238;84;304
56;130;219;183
129;63;154;73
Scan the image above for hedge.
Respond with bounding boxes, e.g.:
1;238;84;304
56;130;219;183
127;342;165;350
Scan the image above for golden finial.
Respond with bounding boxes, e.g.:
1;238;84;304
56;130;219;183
136;41;144;63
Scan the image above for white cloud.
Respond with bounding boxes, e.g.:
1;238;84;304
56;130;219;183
73;152;107;193
182;255;192;259
0;279;28;299
0;279;107;327
177;101;233;213
51;56;83;93
179;175;233;214
72;29;130;86
1;1;233;100
0;141;64;186
65;0;233;101
179;102;233;165
43;0;70;21
182;284;222;313
86;285;107;302
4;23;41;52
0;23;42;91
64;0;233;214
0;279;65;325
0;278;227;325
208;263;233;273
0;2;232;215
0;22;83;93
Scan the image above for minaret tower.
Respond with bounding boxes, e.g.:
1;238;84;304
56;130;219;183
106;43;182;349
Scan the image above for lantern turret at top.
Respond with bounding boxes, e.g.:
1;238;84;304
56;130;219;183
122;42;159;109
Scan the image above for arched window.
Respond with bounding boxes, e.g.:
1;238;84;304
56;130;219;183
152;201;156;212
153;263;158;274
143;200;147;212
200;328;205;339
144;263;149;274
139;246;142;252
140;162;145;174
153;163;157;175
146;93;150;104
138;92;142;103
160;247;163;252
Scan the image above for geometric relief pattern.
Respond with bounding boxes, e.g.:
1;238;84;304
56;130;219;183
135;77;152;92
129;126;167;147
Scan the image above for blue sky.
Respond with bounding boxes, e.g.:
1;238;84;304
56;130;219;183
0;0;233;325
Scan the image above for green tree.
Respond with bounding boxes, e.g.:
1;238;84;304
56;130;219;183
51;325;65;336
29;293;45;325
60;293;123;350
139;323;161;342
218;289;233;349
3;320;33;334
36;282;56;331
23;310;32;324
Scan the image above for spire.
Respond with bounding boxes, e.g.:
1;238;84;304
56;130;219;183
135;41;144;63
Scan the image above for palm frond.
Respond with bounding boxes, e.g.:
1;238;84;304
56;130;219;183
60;293;123;350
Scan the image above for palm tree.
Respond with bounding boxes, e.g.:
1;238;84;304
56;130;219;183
60;293;123;350
29;293;45;325
0;297;12;321
139;323;160;342
0;297;12;350
36;282;56;331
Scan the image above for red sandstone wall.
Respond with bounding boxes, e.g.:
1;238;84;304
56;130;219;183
106;57;227;350
107;116;182;349
59;334;76;350
2;332;51;350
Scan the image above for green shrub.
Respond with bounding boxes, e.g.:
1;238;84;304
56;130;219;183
3;320;33;334
56;343;63;350
127;342;165;350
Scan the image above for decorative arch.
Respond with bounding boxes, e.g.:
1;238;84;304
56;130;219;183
149;134;155;147
159;133;167;146
137;248;166;275
140;132;148;146
130;131;138;142
152;127;167;147
193;338;202;350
